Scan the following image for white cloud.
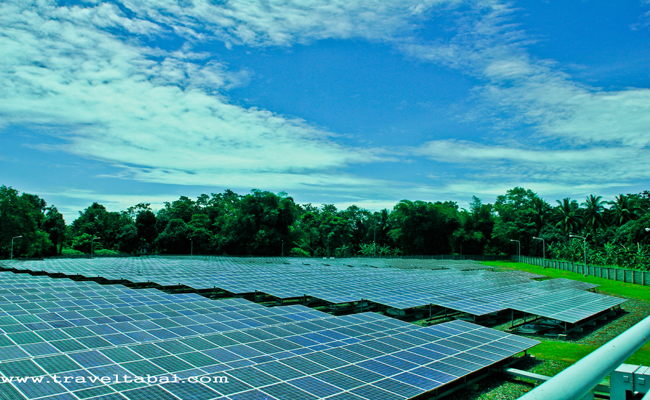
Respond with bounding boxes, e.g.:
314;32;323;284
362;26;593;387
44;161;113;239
400;0;650;149
416;139;649;186
417;140;641;166
119;0;461;46
105;167;394;192
2;0;649;216
404;1;650;197
0;0;390;192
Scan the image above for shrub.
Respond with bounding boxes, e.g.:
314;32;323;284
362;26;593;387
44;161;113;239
61;248;85;256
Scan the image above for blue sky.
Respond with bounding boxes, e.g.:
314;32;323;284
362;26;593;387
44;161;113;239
1;0;649;222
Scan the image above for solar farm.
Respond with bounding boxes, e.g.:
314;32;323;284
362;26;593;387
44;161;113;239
0;257;629;399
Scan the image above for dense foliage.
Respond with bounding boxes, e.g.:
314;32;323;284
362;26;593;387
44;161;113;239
1;184;649;269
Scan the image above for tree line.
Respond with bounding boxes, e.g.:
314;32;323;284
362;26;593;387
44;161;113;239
1;185;649;269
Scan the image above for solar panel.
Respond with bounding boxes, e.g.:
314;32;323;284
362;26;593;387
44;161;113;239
0;270;539;400
0;258;585;320
503;288;626;323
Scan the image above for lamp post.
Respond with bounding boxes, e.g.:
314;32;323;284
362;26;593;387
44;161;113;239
326;231;330;258
570;234;587;273
91;236;101;258
373;226;376;258
373;223;381;258
190;239;193;256
11;236;22;260
510;239;520;262
281;240;284;257
533;236;545;268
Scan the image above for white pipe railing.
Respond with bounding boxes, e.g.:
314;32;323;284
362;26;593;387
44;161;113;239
519;315;650;400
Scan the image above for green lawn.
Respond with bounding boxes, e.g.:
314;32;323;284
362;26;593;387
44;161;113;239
483;260;650;365
528;341;650;365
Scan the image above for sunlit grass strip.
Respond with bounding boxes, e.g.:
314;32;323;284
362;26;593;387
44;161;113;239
528;341;650;365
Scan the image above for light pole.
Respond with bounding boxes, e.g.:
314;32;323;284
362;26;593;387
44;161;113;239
281;240;284;257
91;236;101;258
510;239;520;262
373;223;380;258
190;239;193;256
11;236;22;260
327;237;330;258
533;236;545;268
570;234;587;272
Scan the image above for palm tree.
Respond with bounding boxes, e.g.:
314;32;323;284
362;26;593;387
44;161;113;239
582;195;604;241
554;198;581;234
529;196;550;233
608;194;640;226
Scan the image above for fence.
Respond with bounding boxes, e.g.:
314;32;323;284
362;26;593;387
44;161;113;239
516;255;650;286
394;254;509;261
98;254;510;261
47;253;133;259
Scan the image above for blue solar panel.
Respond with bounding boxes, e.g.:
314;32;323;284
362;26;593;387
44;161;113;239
0;267;541;400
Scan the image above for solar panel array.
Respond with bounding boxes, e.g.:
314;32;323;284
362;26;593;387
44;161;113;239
502;288;626;324
0;272;538;400
0;257;623;324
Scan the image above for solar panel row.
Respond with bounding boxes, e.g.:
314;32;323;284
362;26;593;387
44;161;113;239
0;272;538;400
0;258;621;324
502;288;625;324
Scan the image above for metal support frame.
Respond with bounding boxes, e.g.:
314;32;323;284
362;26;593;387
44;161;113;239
520;315;650;400
502;368;609;393
425;307;462;324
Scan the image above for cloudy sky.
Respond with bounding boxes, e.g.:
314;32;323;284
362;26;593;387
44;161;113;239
2;0;649;222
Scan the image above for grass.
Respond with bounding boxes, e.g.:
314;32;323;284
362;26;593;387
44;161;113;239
528;341;650;365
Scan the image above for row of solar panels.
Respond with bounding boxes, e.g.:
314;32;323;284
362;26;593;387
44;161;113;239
2;258;625;324
0;272;538;400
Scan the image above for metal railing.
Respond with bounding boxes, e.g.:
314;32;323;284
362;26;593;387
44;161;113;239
519;315;650;400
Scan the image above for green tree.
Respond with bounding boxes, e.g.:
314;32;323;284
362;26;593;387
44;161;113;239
116;225;139;254
492;187;540;256
612;213;650;248
135;209;157;246
72;233;95;253
529;196;551;234
341;205;371;255
188;214;215;254
388;200;460;255
608;194;641;226
0;186;52;258
42;206;66;255
292;208;319;256
155;219;189;254
582;195;605;242
168;196;196;223
457;196;496;255
218;190;298;255
554;198;581;234
317;207;352;257
70;202;131;251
